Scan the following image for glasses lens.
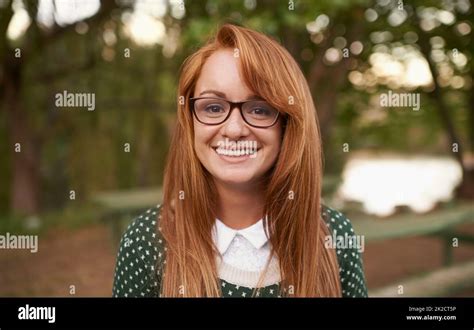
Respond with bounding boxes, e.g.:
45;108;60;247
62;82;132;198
194;98;229;124
242;101;279;127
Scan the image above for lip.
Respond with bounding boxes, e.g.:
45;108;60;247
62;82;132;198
212;146;259;163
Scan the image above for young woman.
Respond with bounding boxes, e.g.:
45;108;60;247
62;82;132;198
112;24;368;298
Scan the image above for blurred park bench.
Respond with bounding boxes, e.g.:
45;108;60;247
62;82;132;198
354;203;474;297
351;203;474;266
92;186;163;245
369;260;474;297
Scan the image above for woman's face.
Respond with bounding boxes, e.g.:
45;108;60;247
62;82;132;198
193;49;283;188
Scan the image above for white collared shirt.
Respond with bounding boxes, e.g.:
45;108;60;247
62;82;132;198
212;217;274;272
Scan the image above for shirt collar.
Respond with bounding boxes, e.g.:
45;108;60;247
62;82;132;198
212;217;269;255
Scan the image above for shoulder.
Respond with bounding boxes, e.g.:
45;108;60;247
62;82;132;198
118;204;166;259
321;204;369;298
321;204;355;236
112;204;165;297
122;204;163;244
321;204;358;262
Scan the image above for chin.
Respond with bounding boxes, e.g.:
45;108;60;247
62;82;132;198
213;171;258;187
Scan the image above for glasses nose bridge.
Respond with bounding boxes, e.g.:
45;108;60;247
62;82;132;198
226;101;245;121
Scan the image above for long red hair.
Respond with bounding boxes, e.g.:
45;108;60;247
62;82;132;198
159;24;341;297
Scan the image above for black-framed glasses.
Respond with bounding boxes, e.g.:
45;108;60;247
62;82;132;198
189;97;280;128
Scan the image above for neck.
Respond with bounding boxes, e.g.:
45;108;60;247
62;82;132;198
215;180;265;230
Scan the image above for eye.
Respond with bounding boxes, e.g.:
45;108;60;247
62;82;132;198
250;107;271;116
204;104;226;113
244;101;277;118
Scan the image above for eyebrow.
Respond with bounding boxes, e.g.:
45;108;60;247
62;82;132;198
199;90;262;100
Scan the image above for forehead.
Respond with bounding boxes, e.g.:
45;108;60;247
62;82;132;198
194;49;255;99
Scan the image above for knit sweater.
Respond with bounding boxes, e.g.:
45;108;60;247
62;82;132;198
112;204;368;297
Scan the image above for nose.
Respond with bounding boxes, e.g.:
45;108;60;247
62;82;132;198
221;106;250;139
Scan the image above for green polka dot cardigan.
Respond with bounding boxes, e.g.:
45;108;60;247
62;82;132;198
112;204;369;297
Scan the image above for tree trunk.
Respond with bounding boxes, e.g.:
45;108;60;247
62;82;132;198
455;88;474;199
3;57;41;215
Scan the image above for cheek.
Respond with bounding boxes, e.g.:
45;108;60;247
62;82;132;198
267;137;282;164
259;128;283;167
265;126;283;153
193;122;214;155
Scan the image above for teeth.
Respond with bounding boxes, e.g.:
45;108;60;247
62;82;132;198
215;148;257;157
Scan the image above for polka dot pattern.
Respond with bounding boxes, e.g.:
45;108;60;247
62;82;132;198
322;205;369;298
112;204;368;297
